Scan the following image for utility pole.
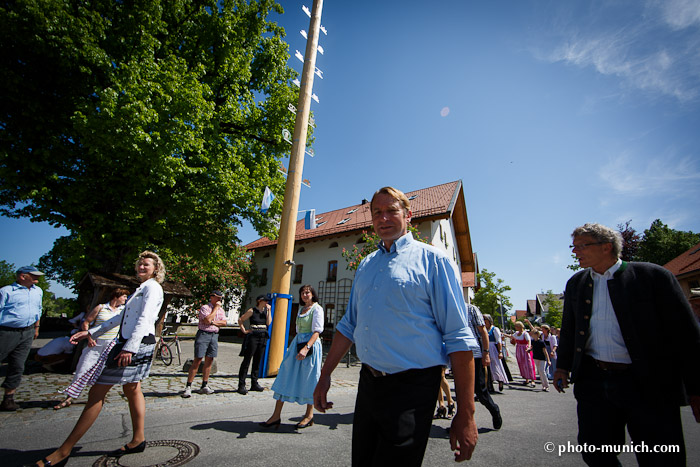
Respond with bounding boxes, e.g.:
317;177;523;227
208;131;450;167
266;0;324;376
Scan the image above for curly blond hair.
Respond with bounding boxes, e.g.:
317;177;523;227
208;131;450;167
135;250;166;283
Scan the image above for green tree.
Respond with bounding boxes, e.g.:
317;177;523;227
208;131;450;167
637;219;700;266
0;0;301;287
341;224;430;271
540;289;563;328
472;269;512;328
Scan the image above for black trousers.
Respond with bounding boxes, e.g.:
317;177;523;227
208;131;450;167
0;326;34;390
352;365;441;467
238;333;267;386
574;356;685;467
474;357;500;417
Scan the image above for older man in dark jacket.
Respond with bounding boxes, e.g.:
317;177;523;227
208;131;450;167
554;223;700;466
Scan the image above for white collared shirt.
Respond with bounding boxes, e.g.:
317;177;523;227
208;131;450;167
585;259;632;363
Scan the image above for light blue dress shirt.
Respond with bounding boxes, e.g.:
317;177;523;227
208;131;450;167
336;232;478;374
0;282;43;328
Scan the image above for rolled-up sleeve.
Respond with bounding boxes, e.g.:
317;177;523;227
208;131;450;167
431;256;478;356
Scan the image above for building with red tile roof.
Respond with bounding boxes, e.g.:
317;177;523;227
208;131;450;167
664;241;700;319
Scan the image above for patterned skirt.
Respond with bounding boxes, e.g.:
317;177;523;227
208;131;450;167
96;342;156;386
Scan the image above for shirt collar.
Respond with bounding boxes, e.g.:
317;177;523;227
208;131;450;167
378;231;413;254
590;258;622;280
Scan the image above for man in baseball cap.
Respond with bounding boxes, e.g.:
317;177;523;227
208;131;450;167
0;266;44;411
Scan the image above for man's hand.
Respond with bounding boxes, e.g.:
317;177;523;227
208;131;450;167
450;410;478;462
87;335;97;347
689;395;700;423
313;373;334;412
481;353;490;366
553;368;569;393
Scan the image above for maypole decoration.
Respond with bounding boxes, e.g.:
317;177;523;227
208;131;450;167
266;0;326;376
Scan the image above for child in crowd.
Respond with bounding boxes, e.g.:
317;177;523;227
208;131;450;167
529;329;551;392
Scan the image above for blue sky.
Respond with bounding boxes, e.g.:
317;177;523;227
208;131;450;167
2;0;700;313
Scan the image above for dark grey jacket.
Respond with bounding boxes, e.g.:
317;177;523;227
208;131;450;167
558;261;700;405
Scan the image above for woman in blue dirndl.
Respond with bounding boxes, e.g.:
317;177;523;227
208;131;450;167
261;284;324;429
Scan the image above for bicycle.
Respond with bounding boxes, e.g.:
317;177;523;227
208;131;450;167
156;327;182;366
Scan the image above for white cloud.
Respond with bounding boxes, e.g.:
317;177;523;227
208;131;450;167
599;151;700;196
658;0;700;30
537;0;700;102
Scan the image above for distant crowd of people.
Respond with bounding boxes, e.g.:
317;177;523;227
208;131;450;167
3;188;700;467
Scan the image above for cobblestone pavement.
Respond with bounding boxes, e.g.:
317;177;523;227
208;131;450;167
1;338;362;425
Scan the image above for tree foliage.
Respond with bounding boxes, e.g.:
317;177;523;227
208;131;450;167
540;289;563;328
163;247;250;311
341;224;430;271
637;219;700;266
472;269;512;327
617;219;641;262
0;0;301;287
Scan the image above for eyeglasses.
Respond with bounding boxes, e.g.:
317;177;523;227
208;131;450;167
569;242;606;250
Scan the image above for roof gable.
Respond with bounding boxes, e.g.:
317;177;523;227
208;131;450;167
663;241;700;277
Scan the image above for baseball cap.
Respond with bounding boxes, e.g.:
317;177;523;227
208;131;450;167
210;290;223;298
17;266;44;276
256;294;270;302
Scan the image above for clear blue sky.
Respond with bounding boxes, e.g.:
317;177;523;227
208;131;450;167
2;0;700;313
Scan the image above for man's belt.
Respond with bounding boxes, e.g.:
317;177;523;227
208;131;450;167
363;363;388;377
591;358;631;371
0;324;34;332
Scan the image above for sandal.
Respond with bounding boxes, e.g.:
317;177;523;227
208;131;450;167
434;406;447;419
53;398;72;410
447;403;455;418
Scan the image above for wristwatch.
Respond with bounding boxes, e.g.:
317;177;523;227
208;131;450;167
306;343;311;350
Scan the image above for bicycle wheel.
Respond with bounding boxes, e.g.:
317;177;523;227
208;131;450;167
159;343;173;366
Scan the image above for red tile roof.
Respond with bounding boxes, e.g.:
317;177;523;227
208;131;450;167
245;180;462;250
663;241;700;278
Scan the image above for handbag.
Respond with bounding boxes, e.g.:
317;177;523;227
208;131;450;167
297;342;313;356
105;340;129;369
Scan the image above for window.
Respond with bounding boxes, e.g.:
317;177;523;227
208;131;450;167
337;218;350;225
327;260;338;281
293;264;303;284
329;242;338;248
317;221;327;227
296;247;305;253
260;268;268;286
408;194;418;200
263;252;270;258
347;208;358;214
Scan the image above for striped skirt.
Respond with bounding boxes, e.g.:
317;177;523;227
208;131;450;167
97;342;155;385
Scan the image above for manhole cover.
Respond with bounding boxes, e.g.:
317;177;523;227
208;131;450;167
93;440;199;467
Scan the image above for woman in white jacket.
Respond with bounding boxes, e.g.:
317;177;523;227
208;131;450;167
33;251;165;467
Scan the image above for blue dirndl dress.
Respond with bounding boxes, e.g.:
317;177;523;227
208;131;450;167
271;303;323;405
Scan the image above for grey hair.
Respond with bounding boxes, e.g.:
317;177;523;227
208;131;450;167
571;223;623;259
482;314;493;324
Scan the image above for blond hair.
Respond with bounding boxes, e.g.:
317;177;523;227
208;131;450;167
135;250;166;283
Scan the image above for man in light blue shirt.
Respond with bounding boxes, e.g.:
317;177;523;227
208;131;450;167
314;186;479;465
0;265;44;411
